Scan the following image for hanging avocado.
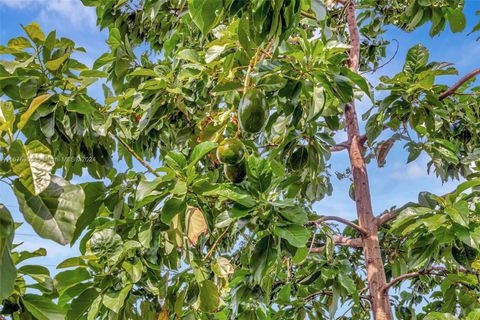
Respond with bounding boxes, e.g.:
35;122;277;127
224;160;247;183
287;146;308;170
216;138;246;165
238;88;268;133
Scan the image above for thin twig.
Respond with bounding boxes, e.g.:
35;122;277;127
112;133;160;177
203;227;230;261
381;266;479;294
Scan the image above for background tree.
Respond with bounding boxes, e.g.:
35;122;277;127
0;0;480;319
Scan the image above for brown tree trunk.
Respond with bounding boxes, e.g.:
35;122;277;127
344;2;394;319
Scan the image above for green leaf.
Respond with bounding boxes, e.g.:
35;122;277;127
275;225;310;248
22;294;65;320
310;0;326;20
66;288;99;320
0;101;15;133
10;140;55;195
445;201;469;227
448;9;466;33
424;313;458;320
0;205;15;300
72;182;106;244
198;279;219;313
45;53;71;71
55;268;91;293
18;93;54;129
102;284;132;313
22;22;46;44
403;44;429;75
87;229;123;259
333;75;354;103
308;86;325;121
341;67;374;101
162;197;186;224
79;70;108;78
455;179;480;196
14;175;85;245
250;235;277;284
188;0;223;34
202;184;256;208
188;141;217;167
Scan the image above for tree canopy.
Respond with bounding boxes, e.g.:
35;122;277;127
0;0;480;319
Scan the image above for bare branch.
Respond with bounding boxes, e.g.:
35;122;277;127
375;210;398;227
306;216;368;235
439;68;480;100
381;266;480;294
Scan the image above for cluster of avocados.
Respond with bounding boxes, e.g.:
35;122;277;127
216;88;269;183
217;138;247;183
216;88;308;183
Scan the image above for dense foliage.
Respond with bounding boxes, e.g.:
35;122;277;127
0;0;479;319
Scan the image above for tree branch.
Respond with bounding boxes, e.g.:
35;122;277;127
305;216;368;235
309;235;363;251
375;210;398;227
439;68;480;100
381;266;479;294
305;289;370;302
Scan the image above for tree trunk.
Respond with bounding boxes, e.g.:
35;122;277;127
344;2;394;319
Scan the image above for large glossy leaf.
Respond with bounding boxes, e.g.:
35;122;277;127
22;294;65;320
14;175;85;245
0;205;15;300
188;0;223;34
198;279;219;313
87;229;123;259
10;140;54;195
0;101;14;133
71;182;106;244
250;235;277;284
18;93;54;129
66;288;99;320
403;44;429;75
102;284;132;313
274;225;310;248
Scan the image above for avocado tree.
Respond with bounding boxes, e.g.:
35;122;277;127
1;0;480;319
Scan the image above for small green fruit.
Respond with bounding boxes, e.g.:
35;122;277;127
238;88;269;133
224;161;246;183
216;138;246;165
287;146;308;171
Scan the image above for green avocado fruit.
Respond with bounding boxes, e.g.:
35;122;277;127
287;146;308;171
224;161;247;183
216;138;246;165
238;88;268;133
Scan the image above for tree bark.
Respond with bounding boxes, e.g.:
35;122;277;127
344;2;393;319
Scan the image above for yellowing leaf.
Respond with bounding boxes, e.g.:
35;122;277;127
171;214;183;249
18;93;54;129
45;53;71;71
22;22;46;43
186;206;208;245
0;101;14;133
157;309;169;320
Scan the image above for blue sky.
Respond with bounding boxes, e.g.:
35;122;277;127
0;1;479;272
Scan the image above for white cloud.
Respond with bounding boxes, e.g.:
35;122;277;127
39;0;97;31
390;158;430;180
0;0;32;9
1;0;97;31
